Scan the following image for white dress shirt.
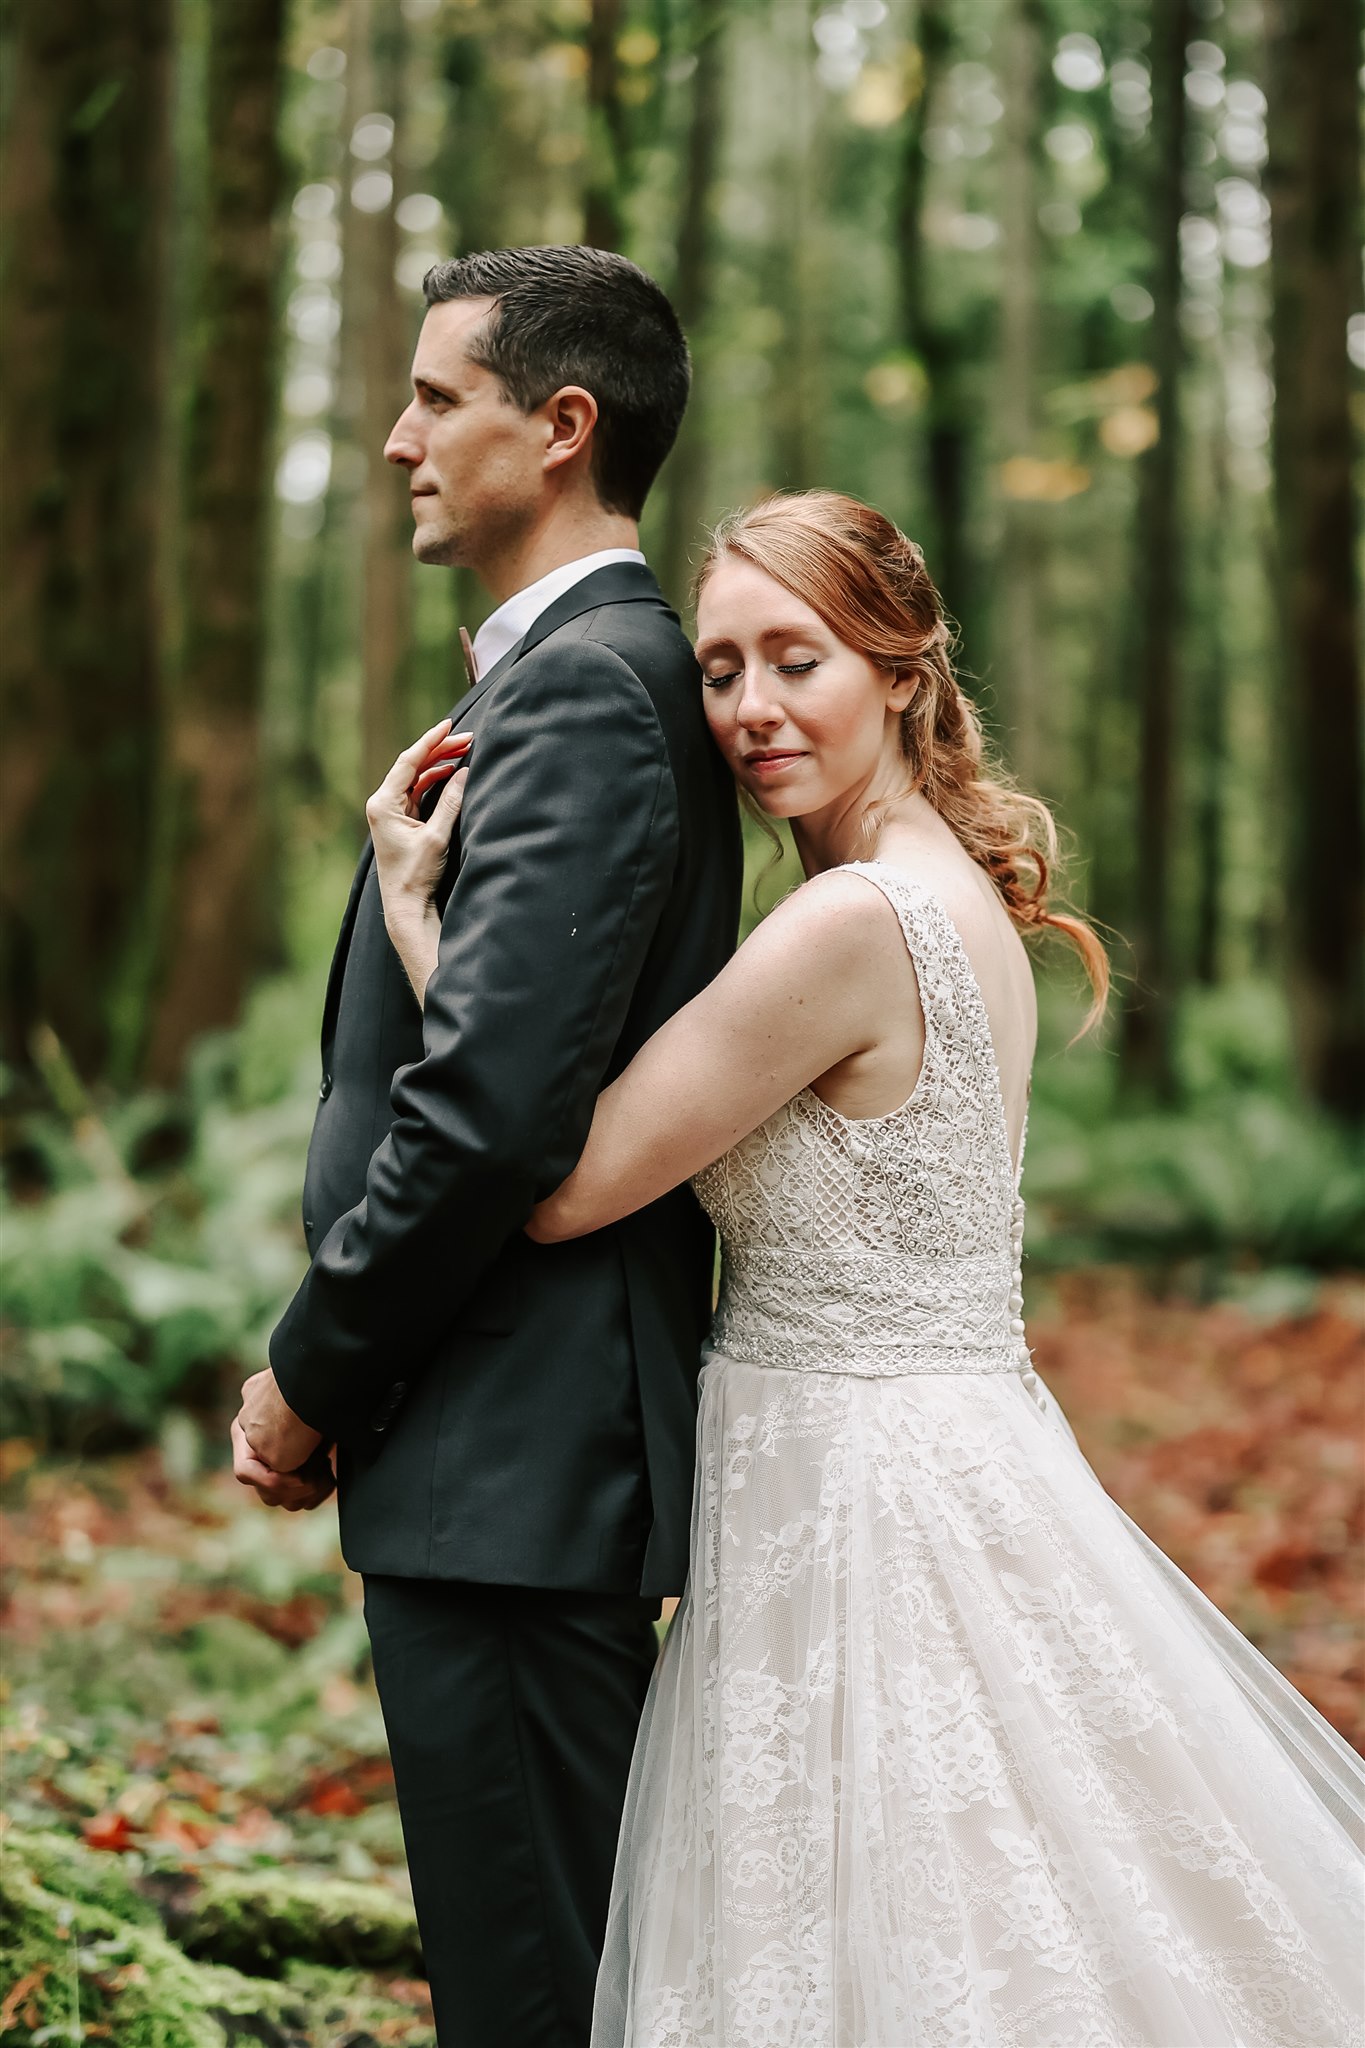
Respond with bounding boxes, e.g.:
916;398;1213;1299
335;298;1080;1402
470;548;646;679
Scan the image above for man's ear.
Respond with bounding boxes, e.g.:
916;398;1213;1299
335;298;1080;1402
543;385;598;475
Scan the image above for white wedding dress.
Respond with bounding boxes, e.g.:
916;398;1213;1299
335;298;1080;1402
591;862;1364;2048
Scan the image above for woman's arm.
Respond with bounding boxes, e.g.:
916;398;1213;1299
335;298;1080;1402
526;870;901;1242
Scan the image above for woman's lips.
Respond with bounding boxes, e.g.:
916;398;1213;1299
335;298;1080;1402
744;750;806;775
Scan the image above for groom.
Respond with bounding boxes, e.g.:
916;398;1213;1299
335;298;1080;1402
232;246;741;2044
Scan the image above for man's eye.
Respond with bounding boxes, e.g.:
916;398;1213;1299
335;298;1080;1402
703;670;740;689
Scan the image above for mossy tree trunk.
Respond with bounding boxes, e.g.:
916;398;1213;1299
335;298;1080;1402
0;0;172;1084
659;0;730;606
345;0;416;799
1265;0;1365;1121
895;0;974;637
993;0;1047;790
1119;0;1192;1100
584;0;628;249
143;0;286;1084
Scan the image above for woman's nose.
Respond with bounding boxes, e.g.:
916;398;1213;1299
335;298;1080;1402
735;668;783;728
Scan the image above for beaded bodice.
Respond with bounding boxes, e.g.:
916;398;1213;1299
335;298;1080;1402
692;862;1031;1377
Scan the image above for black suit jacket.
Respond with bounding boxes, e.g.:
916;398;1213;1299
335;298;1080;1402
269;563;742;1596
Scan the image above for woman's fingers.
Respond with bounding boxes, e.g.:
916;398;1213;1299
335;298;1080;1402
368;719;460;808
428;764;469;830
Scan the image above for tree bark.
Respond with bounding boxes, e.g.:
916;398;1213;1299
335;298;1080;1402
659;0;729;604
994;0;1047;790
584;0;627;248
1193;353;1231;987
1265;0;1365;1120
768;0;821;491
337;0;416;802
1119;0;1191;1099
0;0;172;1081
141;0;286;1084
894;0;973;633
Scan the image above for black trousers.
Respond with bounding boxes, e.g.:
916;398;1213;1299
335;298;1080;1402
362;1575;659;2048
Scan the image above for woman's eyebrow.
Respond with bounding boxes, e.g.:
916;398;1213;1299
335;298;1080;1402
696;624;820;662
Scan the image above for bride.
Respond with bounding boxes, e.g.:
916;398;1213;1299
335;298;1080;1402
371;490;1363;2047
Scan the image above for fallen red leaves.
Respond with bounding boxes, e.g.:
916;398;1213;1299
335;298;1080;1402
82;1811;137;1853
1030;1270;1364;1744
0;1967;49;2033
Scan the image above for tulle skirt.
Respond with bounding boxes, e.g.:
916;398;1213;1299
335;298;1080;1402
591;1355;1365;2048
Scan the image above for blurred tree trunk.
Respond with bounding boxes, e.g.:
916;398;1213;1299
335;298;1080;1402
144;0;285;1084
1265;0;1365;1121
1120;0;1191;1099
994;0;1046;789
768;0;820;490
659;0;729;603
895;0;973;634
1193;353;1230;987
345;0;415;798
0;0;171;1081
584;0;627;248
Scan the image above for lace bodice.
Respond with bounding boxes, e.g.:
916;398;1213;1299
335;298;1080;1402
692;862;1031;1377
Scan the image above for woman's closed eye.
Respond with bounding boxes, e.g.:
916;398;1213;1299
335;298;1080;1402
703;659;819;690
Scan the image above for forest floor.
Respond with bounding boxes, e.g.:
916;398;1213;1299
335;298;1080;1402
1;1266;1361;2045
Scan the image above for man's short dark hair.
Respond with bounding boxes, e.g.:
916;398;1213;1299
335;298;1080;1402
422;246;690;521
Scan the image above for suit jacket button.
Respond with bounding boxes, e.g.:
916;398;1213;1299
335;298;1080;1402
319;1072;333;1100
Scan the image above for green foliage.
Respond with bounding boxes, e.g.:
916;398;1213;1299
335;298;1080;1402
1025;981;1365;1269
0;1836;310;2048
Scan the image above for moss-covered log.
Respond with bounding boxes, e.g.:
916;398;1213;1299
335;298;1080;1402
0;1832;432;2047
1;1842;309;2047
168;1866;423;1978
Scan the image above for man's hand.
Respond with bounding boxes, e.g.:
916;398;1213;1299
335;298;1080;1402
231;1418;336;1512
232;1369;330;1511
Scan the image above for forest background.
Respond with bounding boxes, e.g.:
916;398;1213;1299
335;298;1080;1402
1;0;1362;2042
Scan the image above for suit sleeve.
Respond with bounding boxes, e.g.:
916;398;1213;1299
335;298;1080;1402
268;637;680;1440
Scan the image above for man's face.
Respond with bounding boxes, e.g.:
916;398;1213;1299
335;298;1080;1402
384;297;547;570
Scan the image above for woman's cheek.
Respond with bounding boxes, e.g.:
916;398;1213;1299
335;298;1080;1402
702;692;735;758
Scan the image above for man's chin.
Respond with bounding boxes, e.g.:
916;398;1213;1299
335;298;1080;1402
412;521;463;567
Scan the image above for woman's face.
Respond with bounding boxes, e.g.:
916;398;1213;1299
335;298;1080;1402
695;555;914;821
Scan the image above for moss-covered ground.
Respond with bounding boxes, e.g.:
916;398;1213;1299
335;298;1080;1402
1;1443;435;2044
1;1269;1360;2040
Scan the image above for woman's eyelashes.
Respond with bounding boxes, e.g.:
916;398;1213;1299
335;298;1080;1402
702;657;820;689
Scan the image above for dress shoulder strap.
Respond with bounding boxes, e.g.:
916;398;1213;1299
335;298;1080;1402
835;860;1008;1127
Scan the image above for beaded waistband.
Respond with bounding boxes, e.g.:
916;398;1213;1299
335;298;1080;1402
708;1244;1029;1380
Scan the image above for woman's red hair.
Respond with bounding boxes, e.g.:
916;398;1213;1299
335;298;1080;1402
698;490;1109;1028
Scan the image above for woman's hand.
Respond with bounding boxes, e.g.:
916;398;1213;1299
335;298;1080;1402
366;719;471;1004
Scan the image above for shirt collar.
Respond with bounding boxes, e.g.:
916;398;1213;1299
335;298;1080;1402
470;548;647;678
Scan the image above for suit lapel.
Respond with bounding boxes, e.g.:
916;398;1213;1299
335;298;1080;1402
445;559;671;725
319;839;374;1063
320;561;675;1057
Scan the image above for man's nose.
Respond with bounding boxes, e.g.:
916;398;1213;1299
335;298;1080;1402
384;402;420;467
